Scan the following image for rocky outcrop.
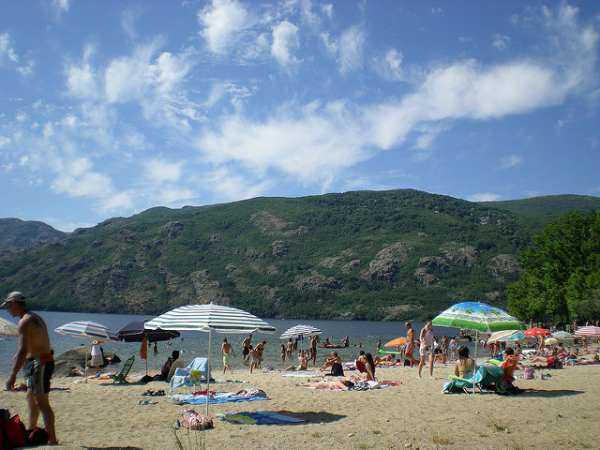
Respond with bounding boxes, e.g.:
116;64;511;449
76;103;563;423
271;240;288;257
251;211;308;237
441;244;479;268
362;242;411;281
161;221;184;239
341;259;361;273
294;273;342;291
319;256;343;268
417;256;450;273
414;268;438;287
488;254;520;277
189;270;230;305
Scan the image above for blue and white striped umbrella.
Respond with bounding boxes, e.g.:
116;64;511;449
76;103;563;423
55;321;117;340
280;324;321;339
144;303;276;334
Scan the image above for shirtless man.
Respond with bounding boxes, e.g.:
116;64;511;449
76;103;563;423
405;321;416;367
309;335;318;367
241;334;252;364
221;338;233;374
3;291;58;445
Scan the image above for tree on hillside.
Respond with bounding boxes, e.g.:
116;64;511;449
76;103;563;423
507;211;600;323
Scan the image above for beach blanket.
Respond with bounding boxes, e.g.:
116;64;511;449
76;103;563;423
281;371;321;378
172;391;270;405
218;411;304;425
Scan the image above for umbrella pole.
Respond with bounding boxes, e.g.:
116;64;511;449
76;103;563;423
473;330;478;395
206;329;212;417
85;344;88;383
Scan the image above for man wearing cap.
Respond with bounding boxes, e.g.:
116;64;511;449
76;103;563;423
3;291;58;445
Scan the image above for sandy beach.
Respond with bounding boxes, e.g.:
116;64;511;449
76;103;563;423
1;363;599;450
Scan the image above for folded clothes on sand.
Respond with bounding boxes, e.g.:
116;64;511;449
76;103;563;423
218;411;304;425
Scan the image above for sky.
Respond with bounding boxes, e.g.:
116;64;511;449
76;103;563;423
1;0;600;231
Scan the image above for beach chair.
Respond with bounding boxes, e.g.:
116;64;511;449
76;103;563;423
170;357;212;393
111;355;135;384
443;364;504;394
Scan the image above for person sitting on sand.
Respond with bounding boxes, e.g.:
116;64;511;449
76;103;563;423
159;350;180;381
374;353;393;365
298;350;308;370
355;351;367;373
454;346;475;379
501;348;519;380
364;353;376;381
322;351;344;376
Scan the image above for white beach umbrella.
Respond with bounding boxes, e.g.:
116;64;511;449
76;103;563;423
0;317;18;337
55;321;117;381
145;303;276;415
487;330;525;343
551;331;575;341
280;324;321;339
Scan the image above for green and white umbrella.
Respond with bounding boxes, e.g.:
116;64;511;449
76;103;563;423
432;301;523;333
433;301;523;394
0;317;18;337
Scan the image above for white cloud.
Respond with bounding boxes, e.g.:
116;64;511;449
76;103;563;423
431;7;443;14
143;158;184;184
0;32;34;76
375;48;403;81
492;33;510;50
338;25;365;74
52;0;70;13
65;46;98;99
469;192;502;202
499;154;522;169
321;3;333;19
271;21;300;67
197;4;598;188
198;0;254;55
202;166;271;202
121;6;143;40
51;158;114;199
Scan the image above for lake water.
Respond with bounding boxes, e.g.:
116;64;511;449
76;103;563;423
0;310;459;376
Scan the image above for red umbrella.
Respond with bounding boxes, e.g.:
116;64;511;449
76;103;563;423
575;326;600;337
524;327;552;337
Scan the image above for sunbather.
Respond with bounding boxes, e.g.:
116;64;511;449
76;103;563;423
222;338;233;374
322;352;344;376
364;353;376;381
454;346;475;379
356;351;367;372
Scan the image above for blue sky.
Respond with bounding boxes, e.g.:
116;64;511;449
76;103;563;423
1;0;599;231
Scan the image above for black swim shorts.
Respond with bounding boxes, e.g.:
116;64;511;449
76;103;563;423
24;358;54;395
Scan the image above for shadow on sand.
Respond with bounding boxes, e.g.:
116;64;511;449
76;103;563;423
281;411;346;423
82;447;142;450
520;389;584;398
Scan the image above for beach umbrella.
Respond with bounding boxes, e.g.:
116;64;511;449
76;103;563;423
117;321;181;375
117;320;180;342
145;303;276;415
55;321;117;382
544;338;559;346
280;324;321;339
524;327;552;337
551;331;574;341
432;301;523;394
384;337;407;348
575;326;600;337
487;330;526;343
432;302;523;333
0;317;18;337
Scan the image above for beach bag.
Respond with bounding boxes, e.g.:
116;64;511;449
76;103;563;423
0;414;27;450
523;367;535;380
181;409;214;430
27;427;49;446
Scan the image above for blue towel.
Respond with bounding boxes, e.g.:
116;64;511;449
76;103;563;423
172;393;270;405
220;411;304;425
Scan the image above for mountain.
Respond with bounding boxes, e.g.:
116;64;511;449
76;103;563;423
0;218;65;256
1;190;598;320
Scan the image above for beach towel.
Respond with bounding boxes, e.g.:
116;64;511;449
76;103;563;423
281;371;321;378
218;411;304;425
172;389;270;405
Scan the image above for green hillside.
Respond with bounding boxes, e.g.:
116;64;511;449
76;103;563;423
0;189;597;320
